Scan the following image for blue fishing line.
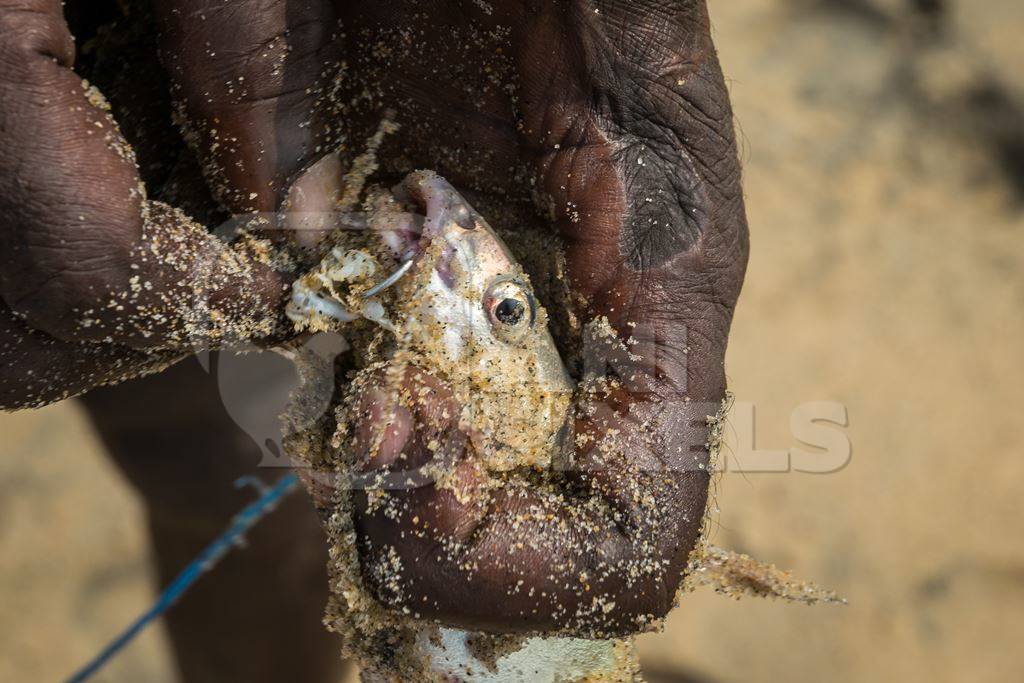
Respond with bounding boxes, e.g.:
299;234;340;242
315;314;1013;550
65;472;300;683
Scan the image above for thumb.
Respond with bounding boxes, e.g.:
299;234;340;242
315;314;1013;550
0;1;291;355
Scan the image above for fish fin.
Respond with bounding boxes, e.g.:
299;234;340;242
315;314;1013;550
685;545;847;605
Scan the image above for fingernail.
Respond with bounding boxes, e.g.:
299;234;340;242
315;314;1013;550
283;152;343;249
358;389;413;471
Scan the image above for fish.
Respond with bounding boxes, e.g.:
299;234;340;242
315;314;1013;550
379;171;573;472
291;170;574;473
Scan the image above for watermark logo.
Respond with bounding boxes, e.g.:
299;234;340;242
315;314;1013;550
187;210;852;490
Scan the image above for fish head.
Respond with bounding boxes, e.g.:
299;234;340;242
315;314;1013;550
375;171;573;471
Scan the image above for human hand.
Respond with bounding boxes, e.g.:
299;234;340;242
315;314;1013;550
0;1;292;409
154;0;748;636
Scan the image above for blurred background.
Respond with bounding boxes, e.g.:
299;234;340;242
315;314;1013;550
2;0;1022;681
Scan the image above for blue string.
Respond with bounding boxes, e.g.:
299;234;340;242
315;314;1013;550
65;472;300;683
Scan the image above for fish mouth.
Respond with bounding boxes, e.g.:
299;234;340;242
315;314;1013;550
371;171;482;291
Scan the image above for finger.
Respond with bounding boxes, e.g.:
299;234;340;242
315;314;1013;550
350;368;473;484
351;381;720;635
154;0;337;213
331;3;524;190
0;2;291;353
352;387;415;473
508;0;747;627
0;301;182;410
517;0;749;397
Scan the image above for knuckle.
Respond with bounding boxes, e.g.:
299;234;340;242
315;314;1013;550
0;3;74;68
2;230;134;341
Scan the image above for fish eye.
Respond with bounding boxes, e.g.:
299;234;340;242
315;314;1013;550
495;298;525;325
484;278;537;342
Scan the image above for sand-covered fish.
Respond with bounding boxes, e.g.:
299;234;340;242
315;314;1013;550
376;171;573;472
289;170;573;475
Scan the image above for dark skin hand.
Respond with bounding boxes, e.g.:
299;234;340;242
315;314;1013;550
0;0;292;408
1;0;748;638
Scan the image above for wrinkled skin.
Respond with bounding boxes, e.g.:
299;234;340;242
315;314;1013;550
0;0;748;675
